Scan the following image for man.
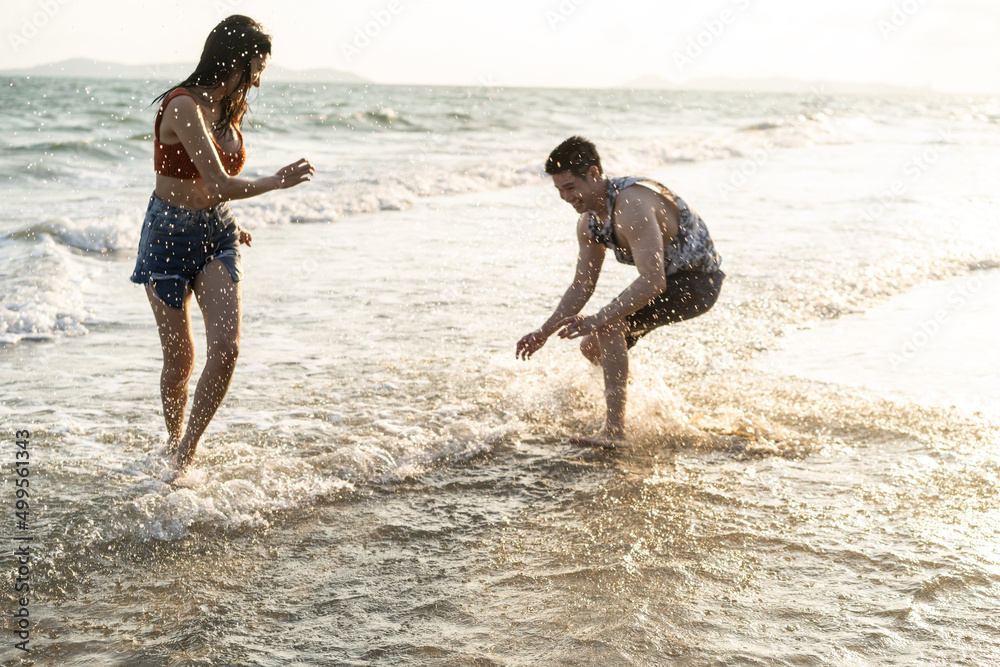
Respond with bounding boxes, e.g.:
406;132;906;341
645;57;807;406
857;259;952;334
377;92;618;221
516;136;724;448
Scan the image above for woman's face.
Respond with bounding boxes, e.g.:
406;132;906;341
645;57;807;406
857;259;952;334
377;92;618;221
249;54;268;89
225;54;269;95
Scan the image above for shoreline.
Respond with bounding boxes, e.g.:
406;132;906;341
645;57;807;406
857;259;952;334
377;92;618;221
754;269;1000;415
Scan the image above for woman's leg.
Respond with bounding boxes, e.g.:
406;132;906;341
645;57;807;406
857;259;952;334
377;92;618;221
174;259;241;471
146;286;195;453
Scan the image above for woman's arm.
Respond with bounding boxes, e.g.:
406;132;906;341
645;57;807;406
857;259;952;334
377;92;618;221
161;94;313;202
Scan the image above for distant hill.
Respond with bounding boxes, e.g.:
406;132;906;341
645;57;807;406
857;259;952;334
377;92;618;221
0;58;369;84
623;74;929;95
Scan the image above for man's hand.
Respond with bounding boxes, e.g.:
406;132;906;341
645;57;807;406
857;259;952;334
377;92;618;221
555;314;600;340
516;330;549;360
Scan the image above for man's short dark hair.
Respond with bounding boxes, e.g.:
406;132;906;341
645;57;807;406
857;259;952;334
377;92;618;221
545;136;602;178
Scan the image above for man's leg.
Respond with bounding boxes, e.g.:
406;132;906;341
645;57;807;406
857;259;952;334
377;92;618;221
596;320;629;438
571;320;629;447
573;272;724;447
580;335;601;365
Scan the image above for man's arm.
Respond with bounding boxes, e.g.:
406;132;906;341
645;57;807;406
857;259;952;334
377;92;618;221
539;214;606;335
556;187;670;339
516;215;606;359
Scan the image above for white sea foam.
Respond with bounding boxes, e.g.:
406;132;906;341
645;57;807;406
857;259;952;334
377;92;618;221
233;116;853;227
98;413;518;542
0;236;93;343
0;301;88;343
607;114;851;169
17;213;139;253
234;160;545;224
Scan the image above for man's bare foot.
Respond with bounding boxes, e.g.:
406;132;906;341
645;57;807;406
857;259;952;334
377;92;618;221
569;430;625;449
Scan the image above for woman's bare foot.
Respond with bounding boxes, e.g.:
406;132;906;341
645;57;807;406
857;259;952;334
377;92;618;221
162;446;193;484
162;465;182;484
569;429;625;449
165;437;180;458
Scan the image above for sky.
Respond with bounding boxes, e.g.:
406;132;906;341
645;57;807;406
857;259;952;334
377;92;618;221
1;0;999;93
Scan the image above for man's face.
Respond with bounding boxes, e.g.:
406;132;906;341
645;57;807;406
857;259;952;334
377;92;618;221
551;167;601;214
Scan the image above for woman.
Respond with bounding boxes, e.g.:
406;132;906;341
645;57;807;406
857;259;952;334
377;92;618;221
131;15;314;478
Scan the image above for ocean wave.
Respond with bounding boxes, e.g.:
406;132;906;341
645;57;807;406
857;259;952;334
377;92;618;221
6;138;124;161
10;214;138;253
227;117;852;226
0;237;93;343
1;109;856;219
0;300;88;343
616;114;850;166
234;160;545;224
286;106;423;133
60;401;516;542
115;449;357;541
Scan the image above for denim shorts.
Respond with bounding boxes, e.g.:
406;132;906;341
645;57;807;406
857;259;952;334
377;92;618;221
624;270;724;348
130;193;242;309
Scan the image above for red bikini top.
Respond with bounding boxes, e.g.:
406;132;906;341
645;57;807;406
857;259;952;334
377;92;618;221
154;88;246;179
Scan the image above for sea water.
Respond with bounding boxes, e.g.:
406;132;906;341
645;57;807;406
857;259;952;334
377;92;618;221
1;77;999;665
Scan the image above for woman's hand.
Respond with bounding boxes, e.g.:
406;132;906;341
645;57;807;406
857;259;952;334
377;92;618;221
275;158;315;189
237;226;253;247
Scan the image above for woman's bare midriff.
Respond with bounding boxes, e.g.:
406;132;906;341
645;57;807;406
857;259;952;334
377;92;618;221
155;174;218;210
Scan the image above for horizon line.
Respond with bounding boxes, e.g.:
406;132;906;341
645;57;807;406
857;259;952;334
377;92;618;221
0;57;990;96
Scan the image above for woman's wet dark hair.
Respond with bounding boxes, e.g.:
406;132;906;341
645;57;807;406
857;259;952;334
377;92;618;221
154;15;272;133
